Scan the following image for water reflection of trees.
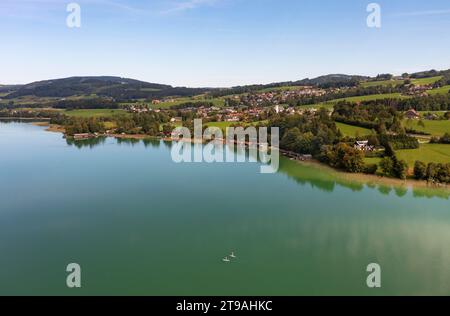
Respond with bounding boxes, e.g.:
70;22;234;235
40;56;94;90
66;137;163;149
61;137;449;200
66;137;107;149
142;138;161;148
278;157;449;199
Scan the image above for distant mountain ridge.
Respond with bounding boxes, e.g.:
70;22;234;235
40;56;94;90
3;76;209;101
4;76;165;99
2;69;448;101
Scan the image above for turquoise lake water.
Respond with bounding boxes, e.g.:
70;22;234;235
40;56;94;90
0;121;449;295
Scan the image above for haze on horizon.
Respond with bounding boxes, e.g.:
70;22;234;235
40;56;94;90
1;0;450;87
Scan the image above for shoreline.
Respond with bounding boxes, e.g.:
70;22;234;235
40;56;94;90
31;122;449;192
291;158;448;191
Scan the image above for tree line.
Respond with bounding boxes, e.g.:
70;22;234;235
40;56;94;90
52;112;171;136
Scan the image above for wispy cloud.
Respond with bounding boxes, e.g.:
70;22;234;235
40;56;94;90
160;0;219;14
93;0;150;15
393;9;450;17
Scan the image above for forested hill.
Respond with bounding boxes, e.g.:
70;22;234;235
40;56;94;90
0;84;23;93
0;74;375;100
2;76;211;101
210;74;370;97
2;69;449;102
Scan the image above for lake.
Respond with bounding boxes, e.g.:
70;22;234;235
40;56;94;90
0;121;449;295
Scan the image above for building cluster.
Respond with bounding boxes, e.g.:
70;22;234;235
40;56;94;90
354;140;375;152
125;104;152;113
404;109;420;120
403;84;432;97
236;87;327;107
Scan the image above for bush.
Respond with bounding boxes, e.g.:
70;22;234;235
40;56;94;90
379;134;419;150
430;133;450;144
380;157;394;176
320;143;365;173
363;164;378;175
426;163;450;183
380;156;408;179
393;158;408;180
414;161;427;180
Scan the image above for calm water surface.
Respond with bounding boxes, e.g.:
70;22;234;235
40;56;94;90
0;122;449;295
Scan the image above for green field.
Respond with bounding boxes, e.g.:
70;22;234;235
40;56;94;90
364;144;450;170
427;85;450;95
205;121;248;132
204;121;267;133
306;93;408;110
331;93;407;103
396;144;450;167
205;121;235;128
411;76;443;85
150;97;226;109
360;80;403;88
364;157;382;165
65;109;127;118
6;94;100;106
404;119;450;136
360;76;442;88
336;122;374;137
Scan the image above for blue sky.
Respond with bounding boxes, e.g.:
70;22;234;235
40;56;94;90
0;0;449;87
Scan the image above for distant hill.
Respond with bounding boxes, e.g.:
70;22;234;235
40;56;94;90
210;74;370;97
0;84;23;94
292;74;370;88
2;69;448;102
3;76;210;101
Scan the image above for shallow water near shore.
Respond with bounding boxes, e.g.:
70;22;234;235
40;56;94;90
1;121;450;295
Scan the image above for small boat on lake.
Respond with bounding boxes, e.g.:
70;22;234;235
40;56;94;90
222;256;230;263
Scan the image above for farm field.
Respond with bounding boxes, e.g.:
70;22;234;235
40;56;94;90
205;121;235;129
404;119;450;136
418;111;447;117
364;157;382;166
330;93;407;103
359;76;442;88
306;93;409;110
150;97;226;109
335;122;373;137
364;144;450;171
396;144;450;167
360;79;404;88
411;76;443;85
64;109;127;118
427;85;450;95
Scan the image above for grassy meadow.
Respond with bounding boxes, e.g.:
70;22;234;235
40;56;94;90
359;76;442;88
404;119;450;136
427;85;450;95
364;144;450;171
64;109;127;118
396;144;450;167
149;96;226;109
335;122;374;137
